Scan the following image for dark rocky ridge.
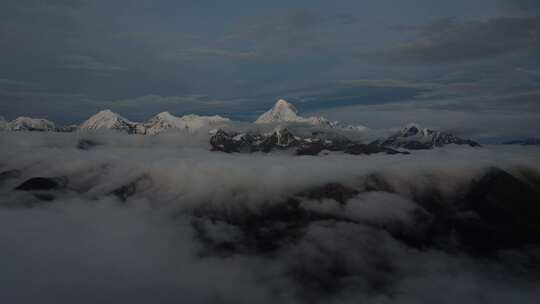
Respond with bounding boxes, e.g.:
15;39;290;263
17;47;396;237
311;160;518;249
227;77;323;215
376;124;480;150
209;126;478;155
210;128;410;156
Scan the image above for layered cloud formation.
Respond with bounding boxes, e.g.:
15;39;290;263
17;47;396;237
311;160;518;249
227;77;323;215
1;131;539;303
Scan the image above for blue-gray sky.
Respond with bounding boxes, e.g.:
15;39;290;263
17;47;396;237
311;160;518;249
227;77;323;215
1;0;539;138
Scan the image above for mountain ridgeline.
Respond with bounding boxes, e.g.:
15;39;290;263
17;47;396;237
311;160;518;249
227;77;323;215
1;99;482;153
209;125;479;156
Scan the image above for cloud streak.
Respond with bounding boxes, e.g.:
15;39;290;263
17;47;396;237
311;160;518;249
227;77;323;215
376;16;540;64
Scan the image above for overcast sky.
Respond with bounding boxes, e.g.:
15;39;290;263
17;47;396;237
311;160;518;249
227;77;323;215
1;0;539;139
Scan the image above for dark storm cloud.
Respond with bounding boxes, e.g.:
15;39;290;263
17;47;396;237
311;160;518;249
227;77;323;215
376;16;540;64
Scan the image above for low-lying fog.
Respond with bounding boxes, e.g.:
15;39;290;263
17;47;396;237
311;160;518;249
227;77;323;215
1;130;540;304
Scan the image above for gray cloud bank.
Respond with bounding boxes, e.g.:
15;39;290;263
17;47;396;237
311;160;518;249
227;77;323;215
375;16;540;64
1;132;540;303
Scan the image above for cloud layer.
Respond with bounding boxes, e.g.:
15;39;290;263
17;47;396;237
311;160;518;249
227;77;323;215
1;131;540;303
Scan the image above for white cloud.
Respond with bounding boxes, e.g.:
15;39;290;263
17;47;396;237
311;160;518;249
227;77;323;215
0;132;539;303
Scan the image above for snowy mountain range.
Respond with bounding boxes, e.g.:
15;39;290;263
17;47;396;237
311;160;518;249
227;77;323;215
1;99;365;134
0;99;484;149
78;109;230;134
141;112;230;135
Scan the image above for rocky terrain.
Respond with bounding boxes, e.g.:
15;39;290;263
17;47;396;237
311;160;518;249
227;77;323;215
376;123;481;150
209;124;479;156
209;128;408;155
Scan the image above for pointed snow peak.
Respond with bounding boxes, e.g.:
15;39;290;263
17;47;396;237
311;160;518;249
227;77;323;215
274;99;297;113
255;99;301;124
254;98;341;128
87;109;126;121
88;109;127;122
97;109;116;116
79;109;135;132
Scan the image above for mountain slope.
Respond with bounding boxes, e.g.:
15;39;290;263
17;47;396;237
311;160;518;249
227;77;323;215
254;99;368;131
8;117;56;131
255;99;332;127
379;123;480;149
255;99;302;124
142;112;230;135
79;110;139;133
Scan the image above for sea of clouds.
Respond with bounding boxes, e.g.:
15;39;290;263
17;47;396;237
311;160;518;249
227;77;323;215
1;130;540;304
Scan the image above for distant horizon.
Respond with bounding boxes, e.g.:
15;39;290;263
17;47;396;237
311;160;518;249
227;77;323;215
2;98;539;143
2;1;540;140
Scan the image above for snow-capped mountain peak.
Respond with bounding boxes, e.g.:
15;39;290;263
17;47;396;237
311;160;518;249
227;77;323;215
400;123;424;137
255;99;335;128
8;116;56;131
143;112;183;135
79;109;136;132
255;99;369;131
255;99;301;124
142;112;230;135
274;99;298;112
